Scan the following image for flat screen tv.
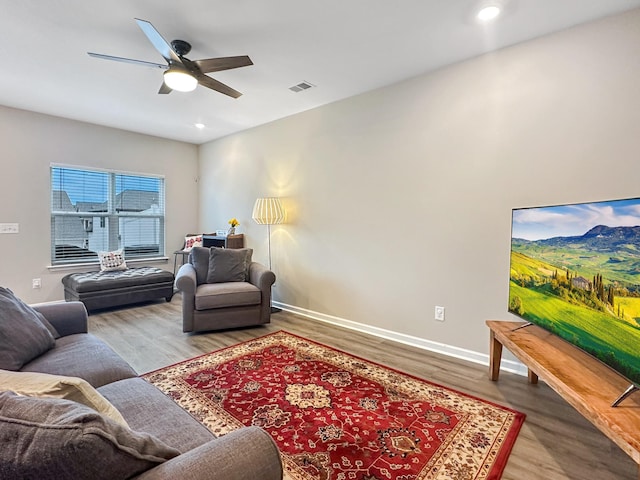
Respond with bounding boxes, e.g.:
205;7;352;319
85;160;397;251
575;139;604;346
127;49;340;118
509;197;640;405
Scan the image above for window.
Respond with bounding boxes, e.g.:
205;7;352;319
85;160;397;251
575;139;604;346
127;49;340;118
51;165;165;265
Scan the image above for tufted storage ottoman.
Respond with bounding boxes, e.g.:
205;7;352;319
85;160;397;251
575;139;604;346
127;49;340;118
61;267;175;312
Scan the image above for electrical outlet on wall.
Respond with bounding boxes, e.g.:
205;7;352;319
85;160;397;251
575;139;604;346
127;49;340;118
435;306;445;321
32;278;41;289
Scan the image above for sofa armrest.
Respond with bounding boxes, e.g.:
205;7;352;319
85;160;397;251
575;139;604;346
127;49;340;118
134;426;283;480
30;301;88;337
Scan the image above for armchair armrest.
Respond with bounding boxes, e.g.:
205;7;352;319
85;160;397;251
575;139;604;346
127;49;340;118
249;262;276;323
134;426;283;480
249;262;276;291
175;263;197;295
175;263;197;332
30;301;88;337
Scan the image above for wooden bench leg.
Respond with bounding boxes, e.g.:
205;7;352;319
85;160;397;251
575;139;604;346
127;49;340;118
528;369;539;384
489;330;503;381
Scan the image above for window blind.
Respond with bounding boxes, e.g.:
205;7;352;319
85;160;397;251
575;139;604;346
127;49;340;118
50;166;165;265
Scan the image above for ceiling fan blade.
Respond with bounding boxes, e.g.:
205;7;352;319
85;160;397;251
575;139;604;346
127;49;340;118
134;18;182;65
88;52;167;69
194;55;253;74
195;72;242;98
158;81;172;94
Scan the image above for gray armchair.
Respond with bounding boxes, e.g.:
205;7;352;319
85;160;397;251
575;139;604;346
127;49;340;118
175;247;276;333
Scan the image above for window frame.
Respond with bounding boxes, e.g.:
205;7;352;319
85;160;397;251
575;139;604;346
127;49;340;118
50;164;166;266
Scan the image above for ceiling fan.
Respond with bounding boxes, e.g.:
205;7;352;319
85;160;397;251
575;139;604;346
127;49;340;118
88;18;253;98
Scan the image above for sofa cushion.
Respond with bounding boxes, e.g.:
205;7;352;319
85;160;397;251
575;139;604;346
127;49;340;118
0;287;56;371
21;333;137;388
0;391;179;480
98;377;215;453
195;282;261;310
0;369;127;426
207;247;253;283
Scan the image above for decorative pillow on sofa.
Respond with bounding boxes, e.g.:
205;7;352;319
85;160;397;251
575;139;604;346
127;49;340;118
0;287;56;371
207;247;253;284
0;369;128;426
98;249;128;272
183;234;203;252
0;391;180;480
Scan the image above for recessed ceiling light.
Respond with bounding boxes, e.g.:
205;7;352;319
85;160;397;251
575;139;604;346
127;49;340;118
477;5;501;21
194;123;205;129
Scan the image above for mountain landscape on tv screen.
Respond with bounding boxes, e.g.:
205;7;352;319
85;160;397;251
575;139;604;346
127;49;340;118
510;219;640;387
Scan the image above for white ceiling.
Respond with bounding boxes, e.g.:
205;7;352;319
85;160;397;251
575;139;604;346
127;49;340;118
2;1;639;145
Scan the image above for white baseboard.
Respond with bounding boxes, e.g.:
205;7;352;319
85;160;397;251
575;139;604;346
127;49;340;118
272;301;528;377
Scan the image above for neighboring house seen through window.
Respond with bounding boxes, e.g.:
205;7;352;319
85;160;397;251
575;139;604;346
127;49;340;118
51;165;165;265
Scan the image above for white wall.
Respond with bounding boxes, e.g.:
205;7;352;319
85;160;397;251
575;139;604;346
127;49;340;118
0;106;199;303
198;9;640;355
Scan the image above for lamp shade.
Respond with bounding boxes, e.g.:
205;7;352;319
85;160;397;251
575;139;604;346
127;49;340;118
252;197;285;225
163;69;197;92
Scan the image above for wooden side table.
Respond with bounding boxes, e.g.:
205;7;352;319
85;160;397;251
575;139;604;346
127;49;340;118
202;234;244;249
172;250;190;275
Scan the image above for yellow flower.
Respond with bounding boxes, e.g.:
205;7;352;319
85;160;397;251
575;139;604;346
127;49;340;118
228;218;239;227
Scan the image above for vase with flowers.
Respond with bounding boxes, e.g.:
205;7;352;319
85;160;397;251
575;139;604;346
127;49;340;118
228;218;239;235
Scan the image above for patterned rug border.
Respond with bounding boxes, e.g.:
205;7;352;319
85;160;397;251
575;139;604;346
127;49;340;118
144;330;526;480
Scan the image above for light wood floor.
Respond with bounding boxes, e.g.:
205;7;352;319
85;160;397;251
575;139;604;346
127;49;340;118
88;295;638;480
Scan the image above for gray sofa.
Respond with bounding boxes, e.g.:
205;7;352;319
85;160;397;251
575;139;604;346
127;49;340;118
0;297;283;480
176;246;276;333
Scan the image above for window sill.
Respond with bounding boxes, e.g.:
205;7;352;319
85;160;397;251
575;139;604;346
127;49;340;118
47;257;169;271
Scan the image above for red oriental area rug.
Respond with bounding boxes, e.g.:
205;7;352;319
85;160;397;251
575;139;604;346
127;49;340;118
143;331;525;480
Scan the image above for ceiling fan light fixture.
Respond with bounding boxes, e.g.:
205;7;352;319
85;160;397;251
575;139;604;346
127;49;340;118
164;69;197;92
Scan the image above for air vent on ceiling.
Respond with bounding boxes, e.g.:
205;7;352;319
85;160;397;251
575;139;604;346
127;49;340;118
289;81;315;93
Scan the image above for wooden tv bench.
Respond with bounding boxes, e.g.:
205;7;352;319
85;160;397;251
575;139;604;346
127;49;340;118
486;320;640;478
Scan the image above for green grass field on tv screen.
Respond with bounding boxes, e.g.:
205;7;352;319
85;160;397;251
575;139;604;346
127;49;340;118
509;198;640;386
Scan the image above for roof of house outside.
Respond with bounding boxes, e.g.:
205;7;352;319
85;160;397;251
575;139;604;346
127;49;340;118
51;190;74;211
53;189;160;213
115;190;160;212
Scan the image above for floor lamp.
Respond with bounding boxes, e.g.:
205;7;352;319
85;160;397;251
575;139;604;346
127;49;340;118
252;197;285;313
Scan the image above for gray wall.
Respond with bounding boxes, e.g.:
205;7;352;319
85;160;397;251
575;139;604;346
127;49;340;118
1;9;638;361
0;106;199;303
198;9;640;356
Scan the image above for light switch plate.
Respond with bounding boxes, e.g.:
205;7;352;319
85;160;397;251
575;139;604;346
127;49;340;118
0;223;19;234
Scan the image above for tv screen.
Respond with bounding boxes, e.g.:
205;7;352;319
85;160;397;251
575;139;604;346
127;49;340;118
509;197;640;388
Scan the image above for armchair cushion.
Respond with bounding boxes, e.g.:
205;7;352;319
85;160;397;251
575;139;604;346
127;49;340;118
0;391;179;480
206;248;253;284
195;282;261;310
0;288;57;371
189;246;253;285
189;247;211;285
